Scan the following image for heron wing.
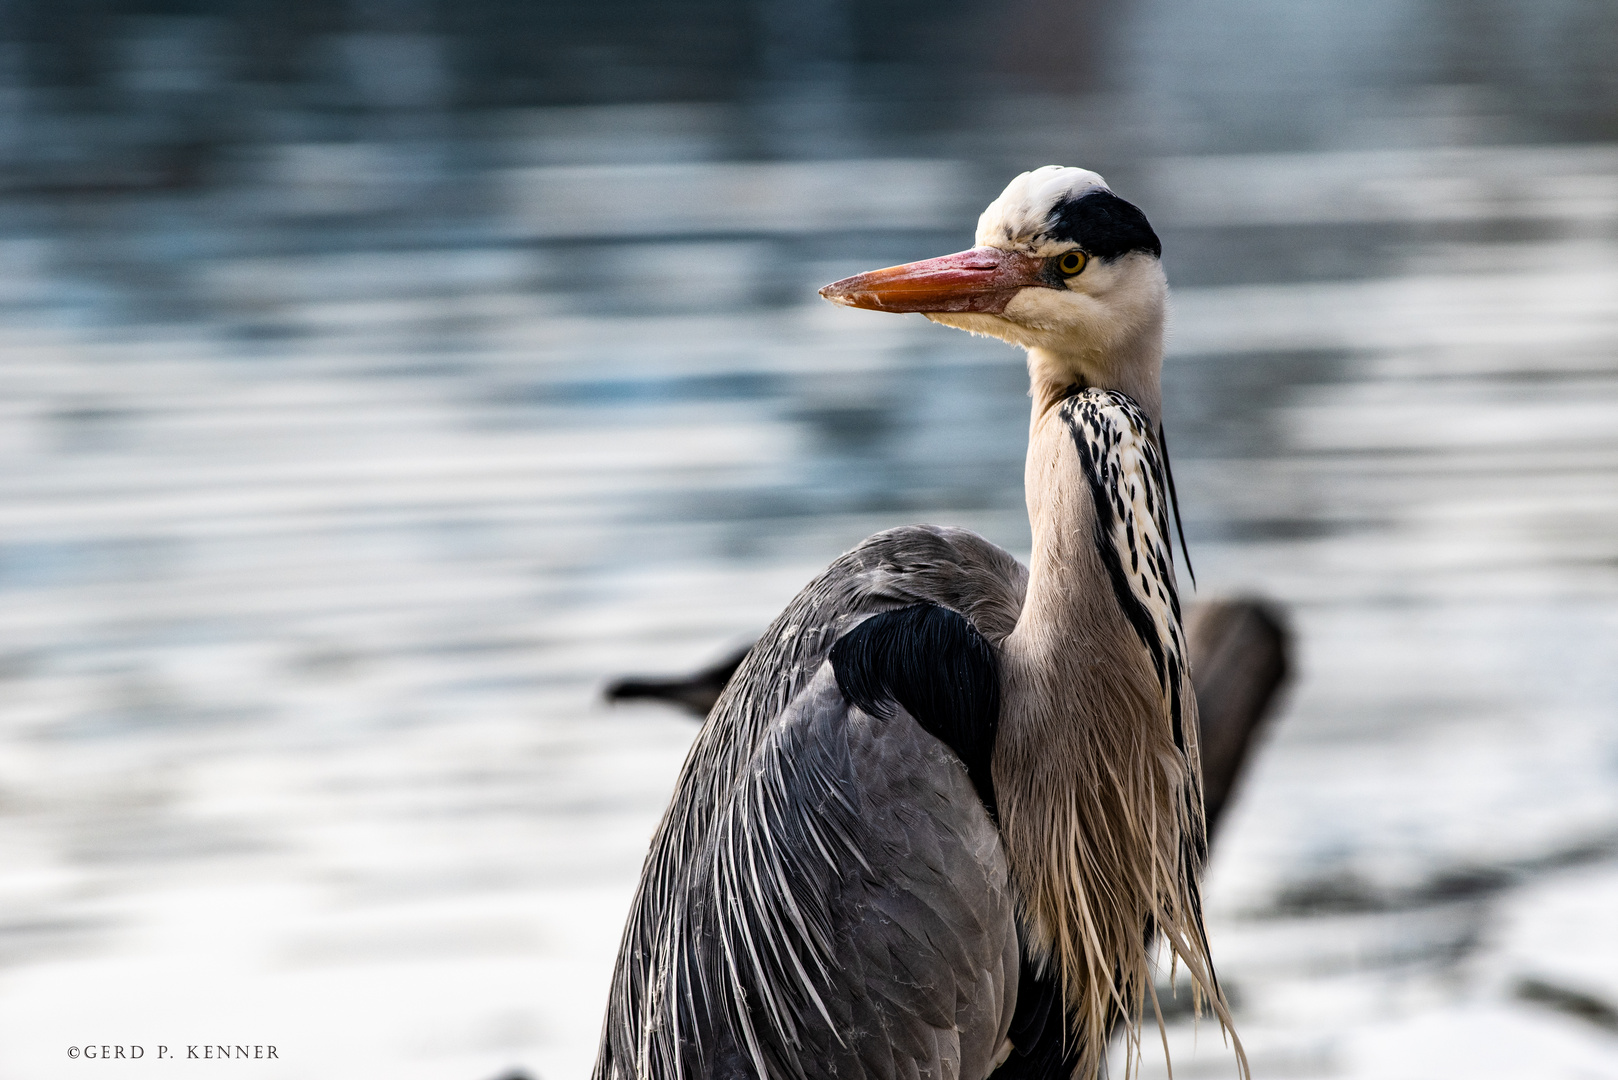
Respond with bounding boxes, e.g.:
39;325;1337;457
598;526;1027;1080
685;607;1019;1080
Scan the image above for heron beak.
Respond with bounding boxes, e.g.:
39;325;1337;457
819;247;1044;314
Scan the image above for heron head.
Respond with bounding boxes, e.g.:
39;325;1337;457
820;167;1165;392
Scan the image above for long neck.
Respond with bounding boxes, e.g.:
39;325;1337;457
993;350;1231;1077
1010;392;1139;674
1014;324;1165;667
1011;311;1169;713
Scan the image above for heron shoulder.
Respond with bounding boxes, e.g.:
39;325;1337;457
830;603;1001;820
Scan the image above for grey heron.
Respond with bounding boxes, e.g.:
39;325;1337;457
595;167;1243;1080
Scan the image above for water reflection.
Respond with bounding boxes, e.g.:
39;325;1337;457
0;3;1617;1078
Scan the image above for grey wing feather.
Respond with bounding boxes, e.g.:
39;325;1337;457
596;525;1027;1080
692;668;1018;1080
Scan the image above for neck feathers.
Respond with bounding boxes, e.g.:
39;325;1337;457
996;387;1238;1079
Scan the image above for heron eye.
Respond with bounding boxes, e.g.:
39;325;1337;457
1056;251;1088;277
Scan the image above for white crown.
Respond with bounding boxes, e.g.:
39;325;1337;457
975;166;1109;249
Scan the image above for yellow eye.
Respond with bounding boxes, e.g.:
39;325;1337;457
1056;251;1088;277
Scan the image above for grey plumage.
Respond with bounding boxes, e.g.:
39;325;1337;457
701;660;1016;1080
599;527;1028;1080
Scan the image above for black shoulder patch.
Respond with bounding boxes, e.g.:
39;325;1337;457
829;603;1000;819
1047;189;1162;260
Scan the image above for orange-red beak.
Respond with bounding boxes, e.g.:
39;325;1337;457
819;247;1045;315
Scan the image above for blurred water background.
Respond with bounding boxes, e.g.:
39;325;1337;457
0;1;1616;1077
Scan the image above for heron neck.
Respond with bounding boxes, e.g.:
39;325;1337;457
1010;384;1142;656
1017;329;1164;640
